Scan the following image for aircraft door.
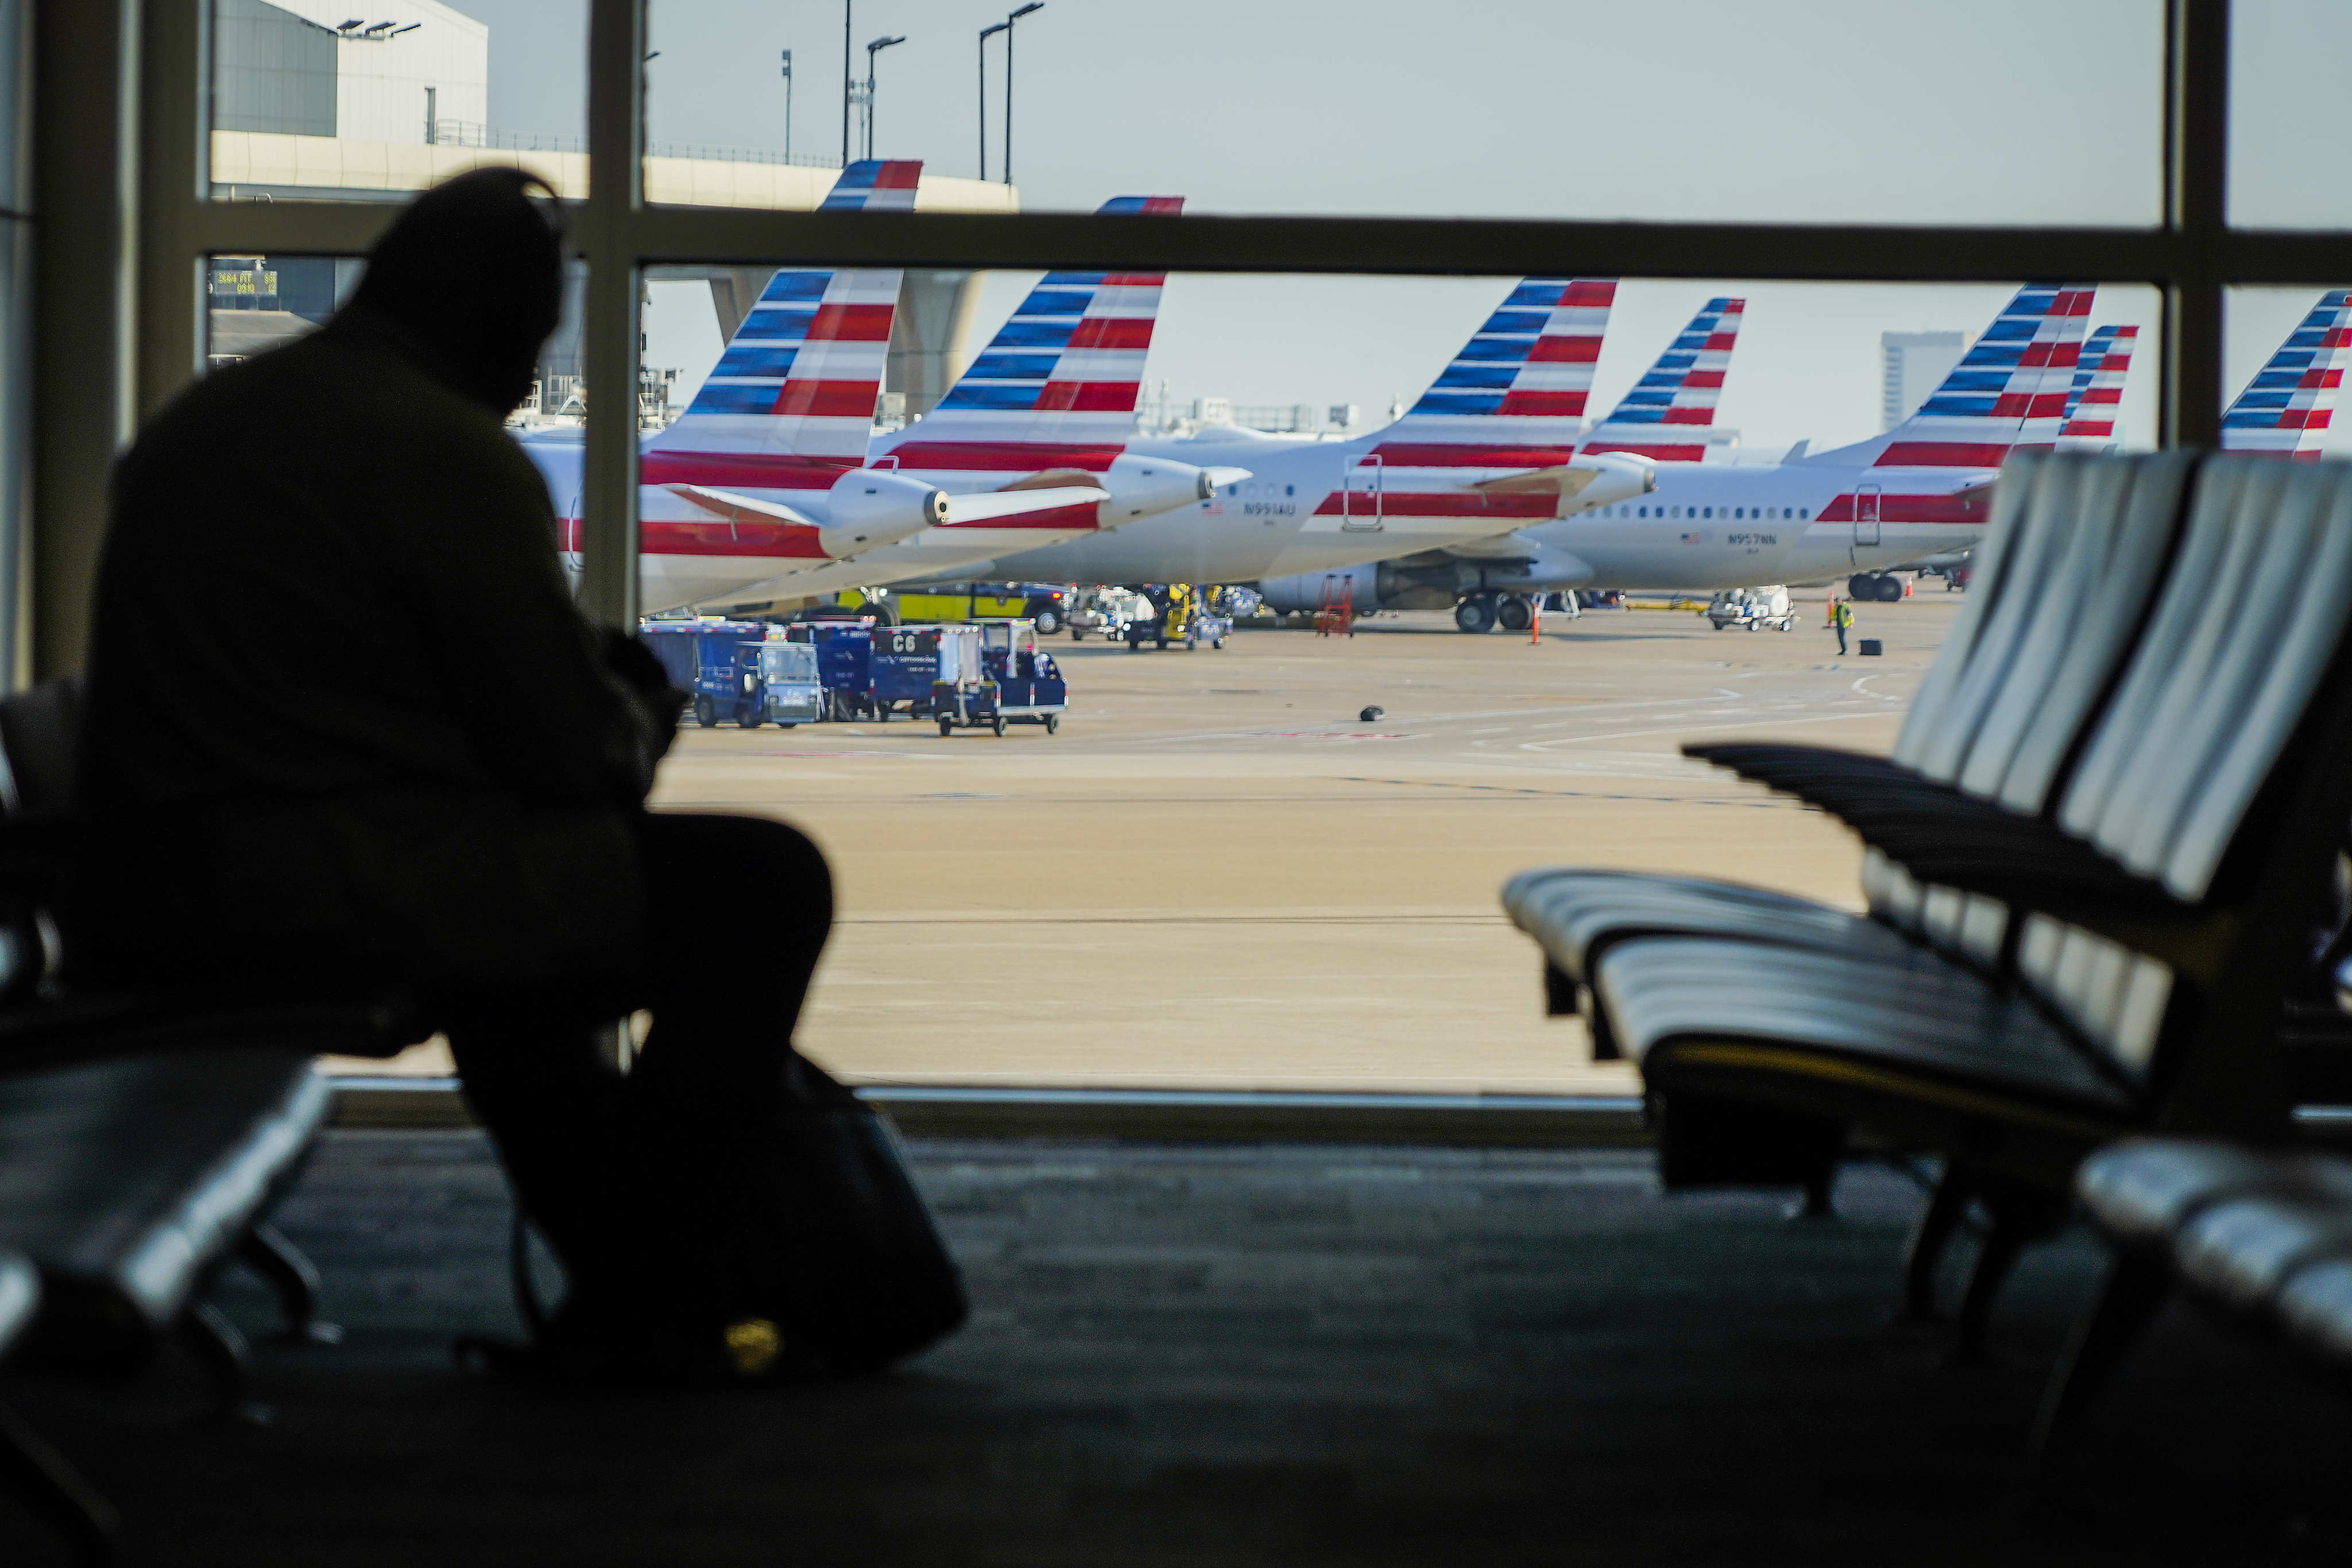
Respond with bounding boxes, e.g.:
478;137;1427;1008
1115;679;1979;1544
1852;485;1882;556
1341;455;1384;532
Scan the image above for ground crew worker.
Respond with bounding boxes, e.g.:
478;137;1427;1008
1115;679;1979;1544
1832;596;1855;656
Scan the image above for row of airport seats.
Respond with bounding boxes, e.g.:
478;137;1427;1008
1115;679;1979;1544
0;681;419;1562
1503;447;2352;1445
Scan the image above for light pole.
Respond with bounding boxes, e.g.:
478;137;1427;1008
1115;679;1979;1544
1003;3;1042;187
840;1;852;168
864;35;904;160
978;22;1007;180
780;49;792;162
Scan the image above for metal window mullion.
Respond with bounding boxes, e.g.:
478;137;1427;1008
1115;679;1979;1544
2161;0;2229;451
577;0;645;630
136;0;205;424
29;0;141;682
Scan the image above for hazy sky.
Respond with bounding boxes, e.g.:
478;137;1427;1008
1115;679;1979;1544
455;0;2351;454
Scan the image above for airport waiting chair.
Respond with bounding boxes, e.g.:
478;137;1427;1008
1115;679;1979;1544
1507;450;2199;1311
1506;450;2195;1042
2037;1137;2352;1453
0;1251;118;1565
0;677;412;1475
1508;454;2352;1357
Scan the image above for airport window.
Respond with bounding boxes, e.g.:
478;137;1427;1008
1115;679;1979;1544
103;0;2324;1095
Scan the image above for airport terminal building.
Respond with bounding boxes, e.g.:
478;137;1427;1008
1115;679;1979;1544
204;0;1005;424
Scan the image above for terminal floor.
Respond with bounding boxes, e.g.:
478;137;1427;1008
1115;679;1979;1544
5;1128;2345;1566
343;595;1958;1097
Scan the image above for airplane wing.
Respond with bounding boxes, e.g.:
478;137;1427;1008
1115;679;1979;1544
701;484;1112;610
942;485;1108;524
663;483;818;528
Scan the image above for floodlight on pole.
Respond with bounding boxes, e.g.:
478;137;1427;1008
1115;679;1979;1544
978;22;1008;180
1004;3;1042;187
841;0;852;168
781;49;793;162
864;35;904;160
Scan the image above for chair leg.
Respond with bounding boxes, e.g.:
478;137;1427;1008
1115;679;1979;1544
2029;1249;2173;1459
0;1401;118;1566
1896;1163;1974;1323
235;1222;341;1345
1952;1187;2063;1364
176;1302;271;1426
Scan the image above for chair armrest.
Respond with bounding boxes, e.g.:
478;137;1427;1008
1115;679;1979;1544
0;992;432;1077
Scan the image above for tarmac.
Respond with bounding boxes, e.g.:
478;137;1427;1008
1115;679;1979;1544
656;587;1957;1095
343;587;1957;1093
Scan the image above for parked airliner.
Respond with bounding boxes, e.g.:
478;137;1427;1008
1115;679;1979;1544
974;278;1655;589
1260;281;2098;626
713;198;1247;609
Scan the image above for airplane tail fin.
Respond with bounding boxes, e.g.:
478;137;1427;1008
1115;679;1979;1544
2221;291;2352;459
820;158;923;211
2055;324;2137;451
918;196;1186;445
1383;278;1616;443
1581;296;1744;462
651;161;920;459
1863;282;2094;470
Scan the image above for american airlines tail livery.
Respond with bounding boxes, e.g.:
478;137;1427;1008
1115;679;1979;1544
2055;324;2137;452
982;278;1655;588
1579;296;1745;464
713;197;1245;608
520;161;1109;614
1263;280;2098;625
2219;291;2352;459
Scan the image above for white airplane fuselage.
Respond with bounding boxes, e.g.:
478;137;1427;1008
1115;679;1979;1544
984;428;1652;586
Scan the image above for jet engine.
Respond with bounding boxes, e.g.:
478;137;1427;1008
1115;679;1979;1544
818;469;952;556
1010;454;1250;530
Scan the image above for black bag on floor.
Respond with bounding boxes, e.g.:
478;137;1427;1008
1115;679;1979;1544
489;1052;966;1385
760;1054;968;1370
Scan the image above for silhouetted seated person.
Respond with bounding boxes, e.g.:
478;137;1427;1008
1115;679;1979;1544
75;171;961;1381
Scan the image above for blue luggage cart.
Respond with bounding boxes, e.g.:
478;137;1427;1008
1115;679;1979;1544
785;619;878;720
757;641;824;726
639;619;770;728
871;624;968;721
958;621;1066;734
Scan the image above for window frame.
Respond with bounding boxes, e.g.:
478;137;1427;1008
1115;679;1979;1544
115;0;2316;633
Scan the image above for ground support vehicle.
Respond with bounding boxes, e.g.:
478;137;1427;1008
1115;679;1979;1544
938;621;1067;736
785;620;879;719
1125;584;1229;651
1705;586;1796;632
869;624;974;720
888;582;1076;634
639;618;771;727
1069;586;1152;641
757;640;824;726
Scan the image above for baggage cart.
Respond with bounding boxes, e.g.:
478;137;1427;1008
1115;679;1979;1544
639;618;771;727
784;618;878;719
872;624;976;720
938;621;1067;736
757;640;824;726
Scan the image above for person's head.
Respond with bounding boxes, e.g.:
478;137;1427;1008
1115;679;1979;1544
343;168;566;415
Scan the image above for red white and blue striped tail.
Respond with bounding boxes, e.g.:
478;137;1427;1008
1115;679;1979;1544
917;196;1185;446
2055;324;2137;452
1869;282;2094;469
2221;291;2352;460
648;161;921;462
1581;296;1743;462
820;158;923;211
1385;278;1616;444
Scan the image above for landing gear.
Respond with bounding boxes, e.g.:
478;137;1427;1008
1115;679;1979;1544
1454;595;1497;634
1495;595;1533;634
1847;572;1903;603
